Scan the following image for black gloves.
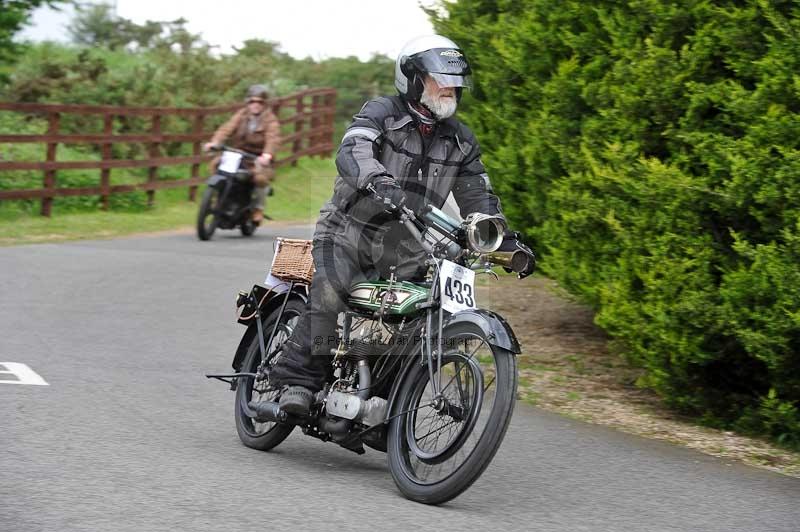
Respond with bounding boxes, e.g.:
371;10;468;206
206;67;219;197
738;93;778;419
498;230;536;279
371;175;407;213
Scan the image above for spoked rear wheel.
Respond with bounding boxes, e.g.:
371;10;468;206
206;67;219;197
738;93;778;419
234;299;305;450
240;219;257;237
387;323;517;504
197;187;219;241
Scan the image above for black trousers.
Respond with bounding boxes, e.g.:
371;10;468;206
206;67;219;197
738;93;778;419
269;213;426;391
269;215;376;391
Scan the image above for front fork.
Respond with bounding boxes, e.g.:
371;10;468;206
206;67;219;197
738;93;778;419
396;208;447;397
423;261;446;397
211;177;233;217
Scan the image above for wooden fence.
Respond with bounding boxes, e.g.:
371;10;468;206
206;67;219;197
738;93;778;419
0;87;336;216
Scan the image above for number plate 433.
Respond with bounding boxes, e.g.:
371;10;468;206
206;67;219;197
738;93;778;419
440;259;477;314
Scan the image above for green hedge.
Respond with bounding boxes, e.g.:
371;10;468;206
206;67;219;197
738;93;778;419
431;0;800;447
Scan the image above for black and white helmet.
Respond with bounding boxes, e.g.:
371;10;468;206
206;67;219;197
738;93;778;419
395;35;472;104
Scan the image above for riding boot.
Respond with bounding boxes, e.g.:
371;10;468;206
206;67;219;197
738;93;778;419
251;185;267;221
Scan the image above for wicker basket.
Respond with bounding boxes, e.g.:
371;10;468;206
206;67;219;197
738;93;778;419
270;238;315;284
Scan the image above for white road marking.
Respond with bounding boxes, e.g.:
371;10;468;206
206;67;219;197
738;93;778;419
0;362;49;385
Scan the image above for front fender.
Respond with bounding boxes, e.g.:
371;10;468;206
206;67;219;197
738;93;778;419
206;174;227;188
386;309;520;416
443;309;521;354
231;283;309;373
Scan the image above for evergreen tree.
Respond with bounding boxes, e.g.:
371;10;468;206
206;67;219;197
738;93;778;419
429;0;800;447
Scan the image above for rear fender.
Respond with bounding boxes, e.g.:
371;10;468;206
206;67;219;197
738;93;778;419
231;282;309;373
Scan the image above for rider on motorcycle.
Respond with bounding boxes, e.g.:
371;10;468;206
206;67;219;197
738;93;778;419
204;84;280;224
270;35;534;414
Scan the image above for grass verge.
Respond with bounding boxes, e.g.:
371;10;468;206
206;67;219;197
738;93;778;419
0;156;336;246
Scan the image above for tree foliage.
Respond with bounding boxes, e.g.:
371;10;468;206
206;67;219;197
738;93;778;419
2;2;394;137
67;3;203;52
0;0;61;76
430;0;800;447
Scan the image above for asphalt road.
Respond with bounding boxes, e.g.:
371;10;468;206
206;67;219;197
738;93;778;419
1;225;798;532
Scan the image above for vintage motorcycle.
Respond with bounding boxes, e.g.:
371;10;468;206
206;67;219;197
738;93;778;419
207;199;534;504
196;145;268;241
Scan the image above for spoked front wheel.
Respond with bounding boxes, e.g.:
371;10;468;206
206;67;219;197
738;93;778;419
197;186;219;241
234;299;305;450
387;322;517;504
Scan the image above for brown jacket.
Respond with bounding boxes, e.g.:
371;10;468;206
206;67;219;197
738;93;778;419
210;107;281;184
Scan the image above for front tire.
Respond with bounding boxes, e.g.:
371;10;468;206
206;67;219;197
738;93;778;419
387;322;517;504
234;298;305;451
197;186;219;241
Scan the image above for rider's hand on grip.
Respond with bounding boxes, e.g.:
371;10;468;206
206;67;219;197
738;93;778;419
370;175;407;214
499;230;536;279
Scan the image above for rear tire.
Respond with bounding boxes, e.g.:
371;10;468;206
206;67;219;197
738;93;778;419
387;323;517;504
197;187;219;241
234;299;306;451
240;219;256;237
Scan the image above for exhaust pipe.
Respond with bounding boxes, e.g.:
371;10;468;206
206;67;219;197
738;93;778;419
485;250;529;273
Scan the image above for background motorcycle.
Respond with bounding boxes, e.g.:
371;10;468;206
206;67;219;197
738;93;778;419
197;145;267;241
208;200;534;504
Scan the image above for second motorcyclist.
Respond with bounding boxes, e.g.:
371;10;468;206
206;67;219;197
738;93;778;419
204;84;280;224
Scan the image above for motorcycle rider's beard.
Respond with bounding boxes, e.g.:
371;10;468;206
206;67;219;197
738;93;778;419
420;88;457;120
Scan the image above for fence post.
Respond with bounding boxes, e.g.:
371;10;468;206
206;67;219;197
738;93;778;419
292;93;304;167
100;113;113;210
41;112;60;217
147;114;161;207
310;94;321;157
324;91;337;157
190;112;205;202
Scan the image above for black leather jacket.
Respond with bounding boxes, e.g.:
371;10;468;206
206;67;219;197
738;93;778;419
313;95;507;279
323;95;505;227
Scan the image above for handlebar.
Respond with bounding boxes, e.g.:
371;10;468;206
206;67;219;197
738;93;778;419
206;144;260;160
398;206;434;254
365;183;532;274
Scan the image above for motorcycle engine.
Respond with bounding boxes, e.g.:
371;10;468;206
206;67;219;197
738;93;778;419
324;319;392;426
